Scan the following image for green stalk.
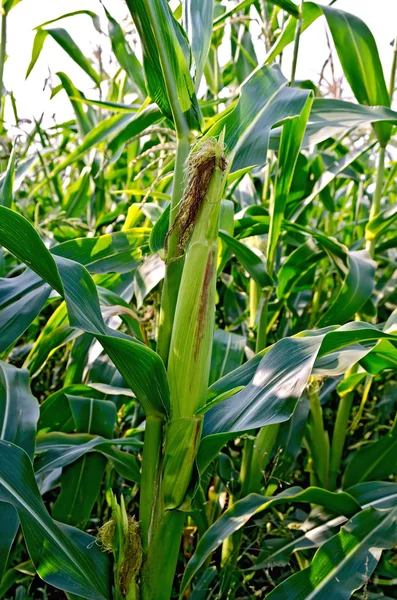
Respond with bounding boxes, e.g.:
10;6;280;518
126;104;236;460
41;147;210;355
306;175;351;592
220;437;254;595
143;138;227;600
290;0;304;85
365;145;386;257
307;381;329;488
0;13;6;101
249;278;260;329
140;415;164;551
329;390;354;490
140;510;185;600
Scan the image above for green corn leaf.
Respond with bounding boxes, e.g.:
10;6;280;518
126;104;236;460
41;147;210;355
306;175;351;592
318;250;376;327
209;329;246;385
51;104;161;176
343;431;397;489
0;206;170;417
265;5;391;144
277;239;325;300
183;0;214;89
29;28;101;86
0;362;39;577
35;434;141;482
253;481;397;570
104;7;146;97
218;231;272;288
267;94;312;272
0;270;51;354
134;254;165;309
180;486;361;593
125;0;201;131
52;228;149;274
267;507;397;599
55;73;93;136
0;441;112;599
205;65;311;172
52;397;116;527
366;203;397;243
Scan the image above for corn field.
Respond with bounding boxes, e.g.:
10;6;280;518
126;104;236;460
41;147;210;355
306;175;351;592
1;0;397;598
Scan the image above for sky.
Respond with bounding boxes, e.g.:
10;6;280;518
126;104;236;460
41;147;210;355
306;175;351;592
3;0;397;132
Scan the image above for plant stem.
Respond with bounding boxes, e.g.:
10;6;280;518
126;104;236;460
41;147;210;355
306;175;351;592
290;0;304;85
141;510;185;600
307;382;329;488
140;415;164;551
329;390;354;490
220;437;254;595
0;13;6;99
256;294;269;352
249;278;260;329
366;145;386;257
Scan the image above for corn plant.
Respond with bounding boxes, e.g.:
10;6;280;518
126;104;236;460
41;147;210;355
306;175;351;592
1;1;397;599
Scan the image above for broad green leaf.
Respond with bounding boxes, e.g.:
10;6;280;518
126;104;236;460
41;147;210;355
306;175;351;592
265;5;391;140
52;228;149;274
202;335;321;435
267;94;312;272
318;250;376;327
218;231;272;288
0;271;51;353
28;28;101;86
0;441;111;599
205;65;311;172
267;507;397;599
343;430;397;488
302;99;397;147
104;7;146;97
0;362;39;577
0;208;63;294
321;6;391;145
134;253;165;308
277;239;324;299
183;0;214;89
253;481;397;570
35;434;141;483
208;323;397;404
366;203;397;243
180;486;361;593
0;206;170;417
209;329;246;385
125;0;201;131
52;397;116;527
52;105;161;176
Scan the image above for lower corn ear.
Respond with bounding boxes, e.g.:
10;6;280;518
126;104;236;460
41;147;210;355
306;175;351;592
98;492;142;600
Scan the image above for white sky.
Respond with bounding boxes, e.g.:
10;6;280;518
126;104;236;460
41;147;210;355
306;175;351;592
3;0;397;131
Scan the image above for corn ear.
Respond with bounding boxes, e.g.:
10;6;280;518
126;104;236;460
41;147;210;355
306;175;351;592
167;135;227;419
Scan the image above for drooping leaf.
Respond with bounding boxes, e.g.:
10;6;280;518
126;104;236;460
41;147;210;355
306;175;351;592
181;486;361;593
267;507;397;599
0;441;112;599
